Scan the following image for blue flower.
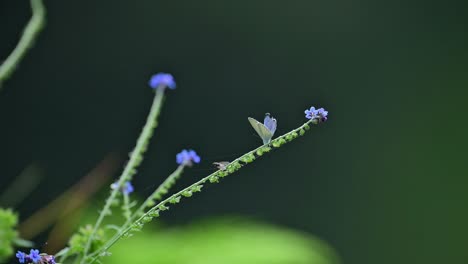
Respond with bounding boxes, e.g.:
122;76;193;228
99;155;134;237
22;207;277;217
149;73;176;90
176;149;201;166
111;181;134;195
16;251;26;263
305;106;328;122
43;255;56;264
29;249;41;263
304;107;318;119
316;107;328;121
122;182;134;195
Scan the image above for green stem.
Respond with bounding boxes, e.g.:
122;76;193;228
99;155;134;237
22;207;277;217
88;119;316;263
122;193;131;221
134;165;185;219
97;165;185;253
81;88;166;263
56;248;72;264
0;0;45;91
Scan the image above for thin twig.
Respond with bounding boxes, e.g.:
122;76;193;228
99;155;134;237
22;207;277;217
119;165;185;232
0;0;46;91
81;88;166;263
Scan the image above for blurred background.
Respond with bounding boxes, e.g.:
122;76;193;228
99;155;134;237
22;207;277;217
0;0;467;263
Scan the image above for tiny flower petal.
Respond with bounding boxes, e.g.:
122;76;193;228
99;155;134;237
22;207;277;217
305;106;318;120
43;255;56;264
304;106;328;122
176;149;201;166
188;150;201;163
149;73;176;90
317;108;328;117
176;149;190;164
29;249;41;263
111;181;134;195
16;251;26;263
123;182;134;195
317;107;328;121
304;110;315;119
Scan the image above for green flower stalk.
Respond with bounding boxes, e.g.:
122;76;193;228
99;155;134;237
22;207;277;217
122;192;132;221
0;0;45;91
80;81;170;263
113;165;186;239
138;165;185;215
85;151;197;263
1;14;334;261
87;118;323;263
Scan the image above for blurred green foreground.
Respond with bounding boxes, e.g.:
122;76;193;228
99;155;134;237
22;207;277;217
107;218;339;264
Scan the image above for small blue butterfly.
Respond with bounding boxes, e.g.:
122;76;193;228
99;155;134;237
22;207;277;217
248;113;277;144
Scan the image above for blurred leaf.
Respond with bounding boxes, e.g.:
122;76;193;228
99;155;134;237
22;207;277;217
54;247;69;258
107;217;339;264
68;225;105;256
0;208;19;263
13;238;34;248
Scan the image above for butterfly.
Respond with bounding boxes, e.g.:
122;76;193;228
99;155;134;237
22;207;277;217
248;113;277;144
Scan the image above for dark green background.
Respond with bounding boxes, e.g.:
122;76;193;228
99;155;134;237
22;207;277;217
1;0;467;263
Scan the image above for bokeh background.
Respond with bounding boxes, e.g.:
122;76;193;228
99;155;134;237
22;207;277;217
1;0;467;263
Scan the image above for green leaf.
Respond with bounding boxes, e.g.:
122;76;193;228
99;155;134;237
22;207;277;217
13;238;34;247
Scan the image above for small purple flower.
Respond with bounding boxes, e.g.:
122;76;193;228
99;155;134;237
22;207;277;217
149;73;176;90
316;107;328;121
305;106;328;122
122;182;134;195
43;255;56;264
304;107;318;119
16;251;26;263
29;249;41;263
176;149;201;166
111;181;134;195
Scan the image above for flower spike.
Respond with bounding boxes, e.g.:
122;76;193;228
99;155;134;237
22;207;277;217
305;106;328;122
149;73;176;90
176;149;201;166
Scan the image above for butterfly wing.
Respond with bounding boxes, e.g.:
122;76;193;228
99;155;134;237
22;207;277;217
248;117;273;144
263;114;277;135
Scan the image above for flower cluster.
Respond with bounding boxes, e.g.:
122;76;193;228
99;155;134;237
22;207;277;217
110;181;134;195
149;73;176;90
16;249;55;264
304;106;328;122
176;149;201;166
